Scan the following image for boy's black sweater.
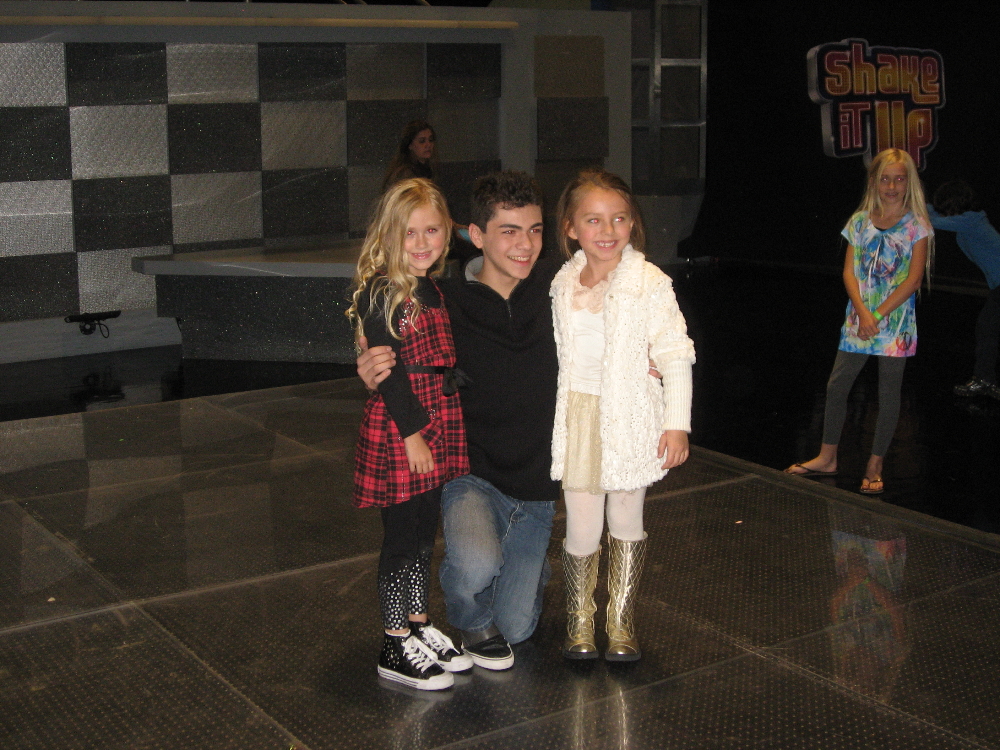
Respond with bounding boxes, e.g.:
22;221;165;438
438;255;561;502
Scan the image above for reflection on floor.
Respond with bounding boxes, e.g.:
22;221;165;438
2;373;999;748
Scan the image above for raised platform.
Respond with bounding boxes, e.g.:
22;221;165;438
133;241;362;363
2;378;998;749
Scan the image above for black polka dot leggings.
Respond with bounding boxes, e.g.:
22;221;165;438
378;486;441;631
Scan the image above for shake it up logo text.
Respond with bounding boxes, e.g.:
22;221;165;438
808;39;945;168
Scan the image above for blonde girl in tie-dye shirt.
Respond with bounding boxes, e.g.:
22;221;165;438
785;149;932;496
839;210;930;357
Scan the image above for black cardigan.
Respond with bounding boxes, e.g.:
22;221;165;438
438;255;561;502
360;276;441;439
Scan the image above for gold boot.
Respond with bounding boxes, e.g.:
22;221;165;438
562;542;600;659
605;533;647;662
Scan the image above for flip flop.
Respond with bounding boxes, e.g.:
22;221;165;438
860;476;884;495
784;463;838;477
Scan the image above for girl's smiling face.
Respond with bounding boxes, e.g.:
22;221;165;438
404;204;446;276
877;162;908;210
566;187;634;270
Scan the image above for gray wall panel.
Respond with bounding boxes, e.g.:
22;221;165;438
0;43;66;106
0;180;74;257
166;44;258;104
171;172;263;246
70;104;169;179
77;246;165;313
429;99;499;163
261;101;346;171
345;43;424;101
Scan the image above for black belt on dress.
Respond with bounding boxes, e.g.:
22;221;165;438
404;366;472;396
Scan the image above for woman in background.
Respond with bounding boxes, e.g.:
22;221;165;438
383;121;436;193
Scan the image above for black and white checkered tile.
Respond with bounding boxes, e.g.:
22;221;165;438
0;41;501;324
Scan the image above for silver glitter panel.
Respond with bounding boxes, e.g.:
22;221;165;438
0;107;72;183
69;104;169;180
260;101;346;171
346;99;427;167
347;164;384;233
166;43;258;104
534;35;606;98
345;43;425;101
426;43;502;101
434;159;501;226
537;97;609;160
536;159;605;208
0;253;78;322
0;180;73;258
153;274;354;363
0;43;67;107
170;172;262;246
428;99;499;162
77;246;166;314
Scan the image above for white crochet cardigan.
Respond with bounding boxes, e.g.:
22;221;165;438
549;246;696;491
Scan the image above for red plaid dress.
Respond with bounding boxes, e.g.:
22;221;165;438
353;295;470;508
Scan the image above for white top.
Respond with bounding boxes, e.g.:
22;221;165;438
569;307;604;395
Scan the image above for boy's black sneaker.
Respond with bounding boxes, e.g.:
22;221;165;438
954;376;1000;399
409;621;474;672
461;626;514;671
378;633;454;690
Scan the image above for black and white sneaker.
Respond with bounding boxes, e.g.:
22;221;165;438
410;621;474;672
461;626;514;671
378;633;454;691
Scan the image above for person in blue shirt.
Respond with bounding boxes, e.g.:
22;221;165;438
928;180;1000;400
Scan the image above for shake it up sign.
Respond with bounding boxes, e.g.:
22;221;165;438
808;39;945;169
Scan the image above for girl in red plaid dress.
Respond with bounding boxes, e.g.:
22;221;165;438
346;178;471;690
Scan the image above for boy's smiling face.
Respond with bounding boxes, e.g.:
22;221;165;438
469;204;544;299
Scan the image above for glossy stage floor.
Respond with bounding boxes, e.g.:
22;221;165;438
2;372;1000;749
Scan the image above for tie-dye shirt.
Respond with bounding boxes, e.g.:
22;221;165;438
838;211;930;357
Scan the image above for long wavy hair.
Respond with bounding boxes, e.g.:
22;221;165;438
555;169;646;259
346;178;452;342
858;148;934;286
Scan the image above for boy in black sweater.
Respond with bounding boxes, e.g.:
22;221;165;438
358;172;558;670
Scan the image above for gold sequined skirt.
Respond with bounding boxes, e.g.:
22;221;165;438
562;390;604;494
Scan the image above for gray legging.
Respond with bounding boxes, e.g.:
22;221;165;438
822;350;907;457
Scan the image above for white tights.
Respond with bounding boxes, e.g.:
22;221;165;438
563;488;647;556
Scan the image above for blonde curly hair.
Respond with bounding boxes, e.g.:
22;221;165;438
346;178;452;342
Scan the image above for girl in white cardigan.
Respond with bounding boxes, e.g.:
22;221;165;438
551;170;696;661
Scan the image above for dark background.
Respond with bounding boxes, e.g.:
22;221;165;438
682;0;999;284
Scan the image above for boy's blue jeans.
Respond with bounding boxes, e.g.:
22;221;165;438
439;475;555;645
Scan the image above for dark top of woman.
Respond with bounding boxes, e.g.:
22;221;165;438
382;160;433;193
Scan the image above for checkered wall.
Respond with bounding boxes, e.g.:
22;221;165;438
0;41;501;324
